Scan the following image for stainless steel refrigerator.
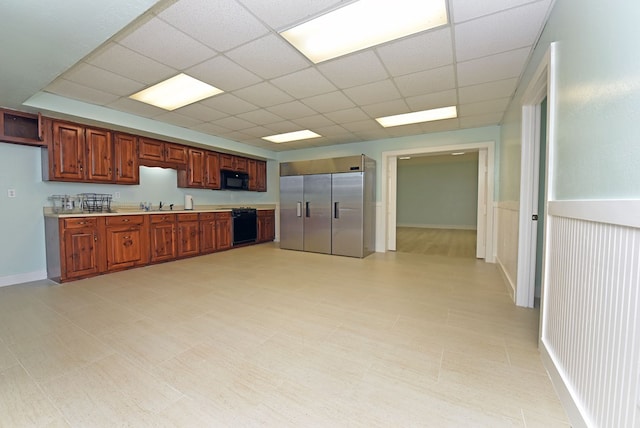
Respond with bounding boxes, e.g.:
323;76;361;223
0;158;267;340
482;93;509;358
279;155;375;258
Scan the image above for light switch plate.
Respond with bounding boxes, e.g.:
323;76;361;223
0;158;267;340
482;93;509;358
7;189;16;198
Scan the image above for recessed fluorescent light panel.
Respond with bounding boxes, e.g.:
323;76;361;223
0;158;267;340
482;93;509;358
130;73;223;111
262;130;321;143
376;106;457;128
281;0;448;63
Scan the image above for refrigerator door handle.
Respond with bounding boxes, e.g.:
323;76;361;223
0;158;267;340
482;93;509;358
305;201;310;217
334;201;339;219
296;201;302;217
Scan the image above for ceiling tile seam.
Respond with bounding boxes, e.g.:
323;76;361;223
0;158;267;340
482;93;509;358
451;0;549;25
448;19;462;123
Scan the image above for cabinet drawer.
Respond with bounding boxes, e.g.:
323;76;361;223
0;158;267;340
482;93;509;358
177;213;198;222
63;217;97;229
105;215;144;226
215;212;231;220
257;209;274;217
199;212;215;221
150;213;176;224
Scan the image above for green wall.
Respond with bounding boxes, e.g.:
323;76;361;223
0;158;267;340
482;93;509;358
500;0;640;201
396;155;478;228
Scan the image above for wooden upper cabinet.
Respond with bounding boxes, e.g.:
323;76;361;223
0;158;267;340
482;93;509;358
139;137;187;168
188;148;205;187
49;120;86;181
138;137;164;162
166;143;187;165
0;108;44;146
220;154;248;172
256;160;267;192
113;133;139;184
85;128;113;182
247;159;257;191
204;152;220;189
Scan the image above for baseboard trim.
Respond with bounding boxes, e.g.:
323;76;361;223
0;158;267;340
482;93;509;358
397;224;477;230
0;270;48;287
496;256;515;300
540;340;589;428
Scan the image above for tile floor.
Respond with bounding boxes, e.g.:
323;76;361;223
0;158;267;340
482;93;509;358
0;243;569;427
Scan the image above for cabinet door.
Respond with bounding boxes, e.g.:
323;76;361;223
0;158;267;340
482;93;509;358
204;152;220;189
177;220;200;258
215;213;232;250
187;148;205;187
247;159;257;191
219;154;234;170
62;227;100;280
86;128;113;182
265;212;275;241
114;133;139;184
199;218;217;254
150;221;176;263
256;160;267;192
138;137;164;162
234;156;248;172
105;225;146;270
51;121;85;180
166;143;187;165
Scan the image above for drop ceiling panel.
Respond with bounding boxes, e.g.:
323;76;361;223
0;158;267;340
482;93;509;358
46;80;120;106
459;98;511;116
394;65;456;97
405;89;458;111
158;0;268;52
266;101;318;120
459;112;504;128
236;109;284;126
324;107;370;123
270;68;337;98
106;97;167;118
87;43;176;85
118;17;217;69
175;103;228;122
226;34;310;80
317;51;389;89
343;80;402;106
458;78;518;104
451;0;538;23
200;93;257;115
301;91;355;113
457;47;531;87
376;28;454;76
155;111;204;128
186;56;261;92
238;0;346;30
455;2;549;61
63;63;144;97
234;82;294;108
360;99;410;118
292;114;336;129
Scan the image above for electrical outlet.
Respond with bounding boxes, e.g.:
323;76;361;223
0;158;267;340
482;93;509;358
7;189;16;198
114;192;121;199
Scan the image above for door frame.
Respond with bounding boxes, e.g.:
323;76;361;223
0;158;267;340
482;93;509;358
381;141;496;262
516;43;557;308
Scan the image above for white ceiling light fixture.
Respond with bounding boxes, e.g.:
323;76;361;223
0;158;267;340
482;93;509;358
130;73;223;111
376;106;457;128
451;152;466;156
280;0;448;64
262;130;321;143
398;156;412;160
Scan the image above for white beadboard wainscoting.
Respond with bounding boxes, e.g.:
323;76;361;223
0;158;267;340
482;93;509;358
495;201;520;299
541;200;640;428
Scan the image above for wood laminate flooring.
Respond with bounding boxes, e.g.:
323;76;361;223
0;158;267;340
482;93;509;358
0;243;568;427
396;227;477;258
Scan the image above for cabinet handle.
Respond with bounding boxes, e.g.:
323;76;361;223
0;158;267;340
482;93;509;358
123;235;130;240
123;218;129;222
93;234;97;242
79;221;86;225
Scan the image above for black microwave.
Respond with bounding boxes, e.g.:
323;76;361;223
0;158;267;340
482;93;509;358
220;170;249;190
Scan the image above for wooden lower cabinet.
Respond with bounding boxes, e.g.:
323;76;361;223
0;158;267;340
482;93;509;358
45;209;266;282
103;215;148;271
257;210;275;242
215;212;232;250
149;214;176;263
177;213;200;258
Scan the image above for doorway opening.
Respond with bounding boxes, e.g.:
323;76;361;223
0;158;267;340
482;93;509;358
381;141;495;262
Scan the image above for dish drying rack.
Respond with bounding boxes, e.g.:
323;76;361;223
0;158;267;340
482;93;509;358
49;193;113;213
